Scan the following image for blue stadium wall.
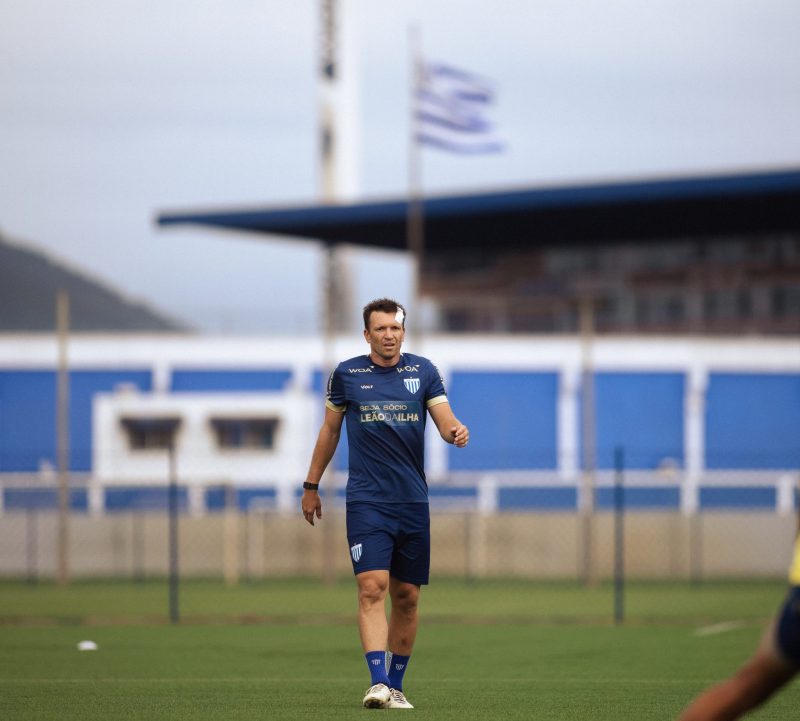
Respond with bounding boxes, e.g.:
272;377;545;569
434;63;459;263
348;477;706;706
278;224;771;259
2;367;799;472
0;369;153;472
0;368;293;473
2;366;799;512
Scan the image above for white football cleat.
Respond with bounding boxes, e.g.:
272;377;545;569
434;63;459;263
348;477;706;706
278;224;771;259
362;683;391;709
387;688;414;709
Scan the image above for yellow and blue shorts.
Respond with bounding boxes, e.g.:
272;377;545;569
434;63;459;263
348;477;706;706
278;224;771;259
776;536;800;664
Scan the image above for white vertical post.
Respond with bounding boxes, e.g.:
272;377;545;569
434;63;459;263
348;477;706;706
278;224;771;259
477;475;498;515
425;360;449;479
558;366;580;482
682;365;706;515
318;0;360;201
188;484;205;517
88;480;104;517
777;474;795;516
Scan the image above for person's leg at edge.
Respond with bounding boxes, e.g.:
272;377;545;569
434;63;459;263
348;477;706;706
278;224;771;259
676;620;796;721
387;577;420;692
357;569;392;688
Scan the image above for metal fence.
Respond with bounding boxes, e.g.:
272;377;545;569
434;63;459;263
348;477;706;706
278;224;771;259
1;477;797;584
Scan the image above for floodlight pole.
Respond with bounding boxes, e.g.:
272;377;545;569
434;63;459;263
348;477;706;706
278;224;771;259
56;290;71;586
407;24;424;338
316;0;363;585
321;244;338;587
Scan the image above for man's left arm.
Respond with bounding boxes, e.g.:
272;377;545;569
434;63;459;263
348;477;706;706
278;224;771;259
428;401;469;447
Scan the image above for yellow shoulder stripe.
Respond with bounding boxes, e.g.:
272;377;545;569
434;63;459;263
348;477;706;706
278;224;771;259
789;535;800;585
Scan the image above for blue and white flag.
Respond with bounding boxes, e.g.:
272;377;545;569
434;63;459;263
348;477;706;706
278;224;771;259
415;62;504;155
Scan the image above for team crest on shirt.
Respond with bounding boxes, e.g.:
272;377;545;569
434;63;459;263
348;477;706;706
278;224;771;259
350;543;363;562
403;377;420;394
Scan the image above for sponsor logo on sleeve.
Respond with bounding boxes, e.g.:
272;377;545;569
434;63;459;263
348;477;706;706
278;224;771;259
396;364;420;373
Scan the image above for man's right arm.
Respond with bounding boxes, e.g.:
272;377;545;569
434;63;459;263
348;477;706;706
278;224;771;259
301;407;345;526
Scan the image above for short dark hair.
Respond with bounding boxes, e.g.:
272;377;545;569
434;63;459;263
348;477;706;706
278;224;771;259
363;298;406;330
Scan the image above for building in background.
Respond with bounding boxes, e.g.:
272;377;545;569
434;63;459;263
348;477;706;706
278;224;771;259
2;168;799;515
157;167;800;335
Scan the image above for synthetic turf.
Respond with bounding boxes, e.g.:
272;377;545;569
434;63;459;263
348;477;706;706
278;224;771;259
1;579;796;720
2;622;799;720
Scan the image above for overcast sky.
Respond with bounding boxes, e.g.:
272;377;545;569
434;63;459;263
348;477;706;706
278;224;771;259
2;1;799;334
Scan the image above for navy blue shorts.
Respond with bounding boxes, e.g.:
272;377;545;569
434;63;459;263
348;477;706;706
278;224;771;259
346;501;430;585
776;586;800;665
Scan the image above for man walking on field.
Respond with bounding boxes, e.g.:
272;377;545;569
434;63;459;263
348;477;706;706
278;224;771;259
301;298;469;709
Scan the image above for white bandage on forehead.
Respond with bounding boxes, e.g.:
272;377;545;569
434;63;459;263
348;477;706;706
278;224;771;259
395;309;405;325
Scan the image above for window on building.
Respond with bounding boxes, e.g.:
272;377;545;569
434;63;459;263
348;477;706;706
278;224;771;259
772;285;800;319
663;295;685;323
707;239;745;264
634;292;684;327
210;417;281;450
635;296;650;326
121;417;181;451
704;290;739;320
737;289;752;318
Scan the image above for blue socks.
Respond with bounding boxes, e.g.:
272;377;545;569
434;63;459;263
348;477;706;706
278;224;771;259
365;651;390;686
365;650;411;689
387;653;411;691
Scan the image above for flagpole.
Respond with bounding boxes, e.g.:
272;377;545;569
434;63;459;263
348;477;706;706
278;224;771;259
407;23;424;342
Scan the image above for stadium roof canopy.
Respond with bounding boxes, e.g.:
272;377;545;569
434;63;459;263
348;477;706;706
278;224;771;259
156;167;800;252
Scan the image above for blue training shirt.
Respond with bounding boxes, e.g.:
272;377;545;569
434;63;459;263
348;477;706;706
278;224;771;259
326;352;448;504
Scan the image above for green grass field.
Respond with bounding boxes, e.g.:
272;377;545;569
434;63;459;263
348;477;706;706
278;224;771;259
2;579;799;720
0;577;790;624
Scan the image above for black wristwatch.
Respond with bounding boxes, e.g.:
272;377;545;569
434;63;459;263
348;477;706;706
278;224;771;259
303;481;320;491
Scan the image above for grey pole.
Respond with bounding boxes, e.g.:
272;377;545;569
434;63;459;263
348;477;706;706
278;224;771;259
56;290;70;586
579;297;597;586
613;446;625;625
168;439;179;623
